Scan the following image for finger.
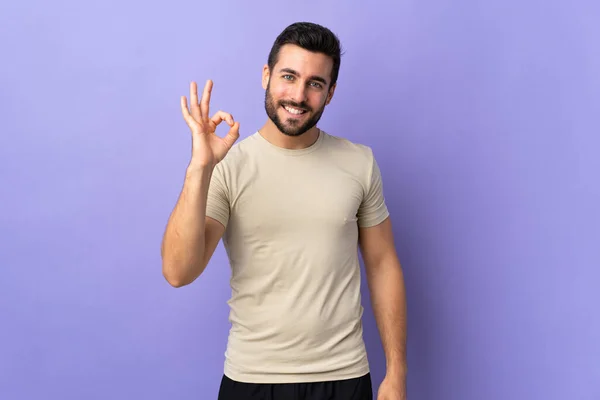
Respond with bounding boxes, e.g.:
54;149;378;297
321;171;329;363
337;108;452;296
222;121;240;149
180;96;192;122
210;111;235;128
200;79;213;122
180;96;197;130
190;81;201;121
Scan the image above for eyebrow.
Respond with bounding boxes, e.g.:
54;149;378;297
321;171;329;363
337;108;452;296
278;68;328;85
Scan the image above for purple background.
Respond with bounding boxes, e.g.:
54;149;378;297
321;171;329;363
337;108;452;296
1;0;599;399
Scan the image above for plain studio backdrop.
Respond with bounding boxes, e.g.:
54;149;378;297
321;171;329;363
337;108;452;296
1;0;598;399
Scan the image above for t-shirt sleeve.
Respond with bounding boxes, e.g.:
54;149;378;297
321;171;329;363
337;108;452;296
357;151;389;228
206;163;230;228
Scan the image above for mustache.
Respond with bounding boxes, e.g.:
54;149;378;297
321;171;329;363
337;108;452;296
279;100;311;112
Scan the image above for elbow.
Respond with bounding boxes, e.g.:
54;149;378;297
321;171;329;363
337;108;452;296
162;259;205;288
160;244;206;288
162;263;192;288
164;275;188;288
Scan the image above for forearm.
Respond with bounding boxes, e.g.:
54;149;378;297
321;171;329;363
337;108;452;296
161;165;212;287
367;256;408;377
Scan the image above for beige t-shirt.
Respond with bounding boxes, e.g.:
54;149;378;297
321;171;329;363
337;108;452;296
206;129;389;384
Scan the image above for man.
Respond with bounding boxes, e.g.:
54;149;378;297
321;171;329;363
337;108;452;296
161;22;407;400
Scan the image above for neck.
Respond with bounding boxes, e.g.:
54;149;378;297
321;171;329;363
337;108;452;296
258;119;320;150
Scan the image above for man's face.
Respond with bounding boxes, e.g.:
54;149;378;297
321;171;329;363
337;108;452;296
263;44;336;137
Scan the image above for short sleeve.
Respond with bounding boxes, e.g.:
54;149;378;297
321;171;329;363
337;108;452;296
206;163;230;228
357;152;389;228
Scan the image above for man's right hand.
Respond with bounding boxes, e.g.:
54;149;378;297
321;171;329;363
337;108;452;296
180;80;240;170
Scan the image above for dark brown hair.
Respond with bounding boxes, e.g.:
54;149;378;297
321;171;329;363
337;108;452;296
267;22;343;87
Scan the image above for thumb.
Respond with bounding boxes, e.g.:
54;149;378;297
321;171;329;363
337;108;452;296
223;121;240;149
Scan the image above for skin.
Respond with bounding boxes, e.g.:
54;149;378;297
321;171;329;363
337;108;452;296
258;44;336;149
161;80;239;287
360;217;408;400
161;43;408;399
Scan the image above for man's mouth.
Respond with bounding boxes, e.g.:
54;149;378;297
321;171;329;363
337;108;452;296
282;105;308;116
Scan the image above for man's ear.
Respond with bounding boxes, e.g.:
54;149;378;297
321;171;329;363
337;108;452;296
325;83;337;105
262;65;270;90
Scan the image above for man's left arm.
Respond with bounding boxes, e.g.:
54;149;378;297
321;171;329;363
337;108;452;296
359;216;407;399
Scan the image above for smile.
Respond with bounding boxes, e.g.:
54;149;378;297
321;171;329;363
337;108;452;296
282;105;307;115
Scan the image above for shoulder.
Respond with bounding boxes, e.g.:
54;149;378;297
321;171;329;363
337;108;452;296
223;133;260;159
321;131;376;165
214;133;260;171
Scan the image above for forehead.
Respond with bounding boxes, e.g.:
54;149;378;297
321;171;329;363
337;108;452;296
274;44;333;81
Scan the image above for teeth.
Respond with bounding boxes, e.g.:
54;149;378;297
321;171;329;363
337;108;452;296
284;106;305;115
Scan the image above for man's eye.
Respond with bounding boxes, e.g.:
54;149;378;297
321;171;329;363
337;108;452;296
310;82;322;88
283;75;293;80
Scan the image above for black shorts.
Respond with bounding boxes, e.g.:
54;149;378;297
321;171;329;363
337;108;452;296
217;373;373;400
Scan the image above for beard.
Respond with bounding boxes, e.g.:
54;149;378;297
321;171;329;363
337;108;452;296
264;82;326;137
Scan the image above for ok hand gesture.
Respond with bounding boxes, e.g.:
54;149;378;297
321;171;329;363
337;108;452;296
180;80;240;170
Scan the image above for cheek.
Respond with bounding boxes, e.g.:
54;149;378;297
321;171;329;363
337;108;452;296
276;87;293;101
309;92;328;108
269;82;288;98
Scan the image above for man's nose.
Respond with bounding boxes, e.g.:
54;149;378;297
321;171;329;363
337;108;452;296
290;83;308;104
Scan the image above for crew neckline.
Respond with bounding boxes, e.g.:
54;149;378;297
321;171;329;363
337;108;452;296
252;129;325;156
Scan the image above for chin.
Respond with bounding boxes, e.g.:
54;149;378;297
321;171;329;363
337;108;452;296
276;118;308;137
